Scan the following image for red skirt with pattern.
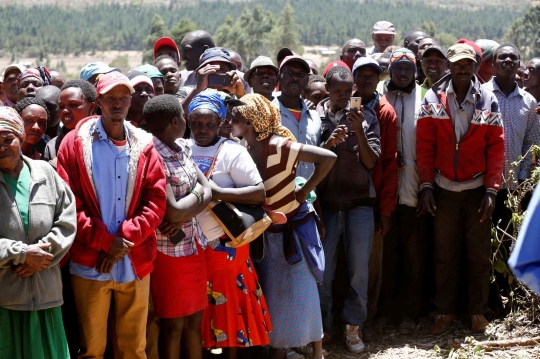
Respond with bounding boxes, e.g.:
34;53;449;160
201;241;273;348
151;243;208;318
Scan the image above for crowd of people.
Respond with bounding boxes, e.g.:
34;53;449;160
0;18;539;359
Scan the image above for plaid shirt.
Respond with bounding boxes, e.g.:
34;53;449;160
153;137;206;257
484;79;540;190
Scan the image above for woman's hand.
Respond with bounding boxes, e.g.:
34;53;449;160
24;242;53;270
159;219;184;237
295;186;309;204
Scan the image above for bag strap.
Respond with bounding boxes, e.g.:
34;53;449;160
205;139;230;180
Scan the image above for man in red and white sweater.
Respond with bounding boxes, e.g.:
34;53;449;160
417;44;504;335
57;72;166;358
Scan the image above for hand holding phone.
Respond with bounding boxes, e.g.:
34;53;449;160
208;73;232;88
350;97;362;111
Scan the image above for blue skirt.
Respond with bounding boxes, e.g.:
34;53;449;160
254;208;323;348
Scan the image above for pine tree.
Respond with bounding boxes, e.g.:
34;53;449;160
142;14;167;64
505;5;540;58
270;2;303;56
171;18;198;48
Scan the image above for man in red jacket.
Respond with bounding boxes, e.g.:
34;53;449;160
57;72;167;358
417;44;504;335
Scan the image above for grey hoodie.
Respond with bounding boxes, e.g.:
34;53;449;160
0;157;76;311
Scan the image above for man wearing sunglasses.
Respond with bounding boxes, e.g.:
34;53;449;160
417;43;504;335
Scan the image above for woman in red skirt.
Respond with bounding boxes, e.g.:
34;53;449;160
144;94;212;359
188;90;272;359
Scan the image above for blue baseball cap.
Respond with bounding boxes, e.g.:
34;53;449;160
352;57;382;76
80;62;121;81
197;47;236;71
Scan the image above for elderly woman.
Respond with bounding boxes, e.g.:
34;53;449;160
0;107;77;358
15;97;50;160
187;90;272;358
229;94;336;359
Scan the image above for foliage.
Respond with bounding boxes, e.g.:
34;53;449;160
505;5;540;59
214;4;278;64
491;145;540;317
109;55;130;73
268;3;303;56
0;1;523;58
142;14;167;64
170;18;198;48
420;21;458;48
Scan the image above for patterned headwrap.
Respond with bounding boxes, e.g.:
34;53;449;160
236;94;296;142
188;89;227;120
16;66;52;88
0;107;26;140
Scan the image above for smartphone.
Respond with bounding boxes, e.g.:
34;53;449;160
169;229;186;246
208;73;232;87
350;97;362;111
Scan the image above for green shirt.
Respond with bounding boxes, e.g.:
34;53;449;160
2;163;31;235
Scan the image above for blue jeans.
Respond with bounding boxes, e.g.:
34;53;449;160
318;206;374;329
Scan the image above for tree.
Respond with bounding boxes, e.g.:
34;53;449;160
269;2;303;56
505;5;540;58
110;55;130;74
170;18;198;47
142;14;167;64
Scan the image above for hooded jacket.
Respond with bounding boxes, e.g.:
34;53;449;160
316;98;381;212
417;74;504;194
57;116;167;280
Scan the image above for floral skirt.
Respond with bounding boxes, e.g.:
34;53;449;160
202;241;272;348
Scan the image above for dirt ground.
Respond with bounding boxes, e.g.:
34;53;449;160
323;314;540;359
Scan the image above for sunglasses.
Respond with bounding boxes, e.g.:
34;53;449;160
390;51;416;64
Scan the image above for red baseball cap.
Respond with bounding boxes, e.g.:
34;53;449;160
456;39;483;60
153;37;181;61
322;60;349;77
96;72;135;97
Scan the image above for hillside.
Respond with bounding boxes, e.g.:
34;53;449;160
0;0;533;11
0;0;527;58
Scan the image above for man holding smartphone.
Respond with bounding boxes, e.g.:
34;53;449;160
179;47;247;115
351;57;399;341
316;64;381;354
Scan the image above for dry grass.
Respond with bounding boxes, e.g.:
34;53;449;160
323;313;540;358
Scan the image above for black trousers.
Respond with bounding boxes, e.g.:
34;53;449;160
379;205;430;321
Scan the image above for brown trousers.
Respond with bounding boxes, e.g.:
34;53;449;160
72;274;150;359
433;185;491;315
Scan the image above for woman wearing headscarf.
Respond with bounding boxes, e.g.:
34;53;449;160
15;97;50;160
229;94;336;359
16;67;52;101
187;90;272;358
0;106;77;358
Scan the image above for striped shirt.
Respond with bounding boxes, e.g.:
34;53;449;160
484;79;540;190
261;135;304;218
153;137;206;257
